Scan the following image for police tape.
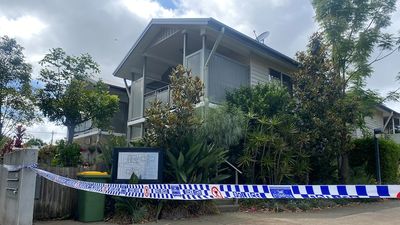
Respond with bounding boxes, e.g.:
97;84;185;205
3;164;400;200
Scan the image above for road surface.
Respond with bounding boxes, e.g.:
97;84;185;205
35;200;400;225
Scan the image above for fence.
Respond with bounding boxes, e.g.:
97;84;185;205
33;167;88;220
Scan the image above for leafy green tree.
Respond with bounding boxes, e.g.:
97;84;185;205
307;0;399;182
293;33;379;183
144;65;203;148
0;36;38;138
36;48;119;144
144;65;229;183
25;138;46;148
196;104;247;149
51;140;82;167
227;82;309;184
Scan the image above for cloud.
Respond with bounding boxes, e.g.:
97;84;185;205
25;119;67;145
0;0;400;138
0;15;47;39
121;0;175;21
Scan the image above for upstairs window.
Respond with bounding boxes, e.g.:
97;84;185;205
268;68;292;93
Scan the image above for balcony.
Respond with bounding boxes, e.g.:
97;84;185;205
144;85;171;114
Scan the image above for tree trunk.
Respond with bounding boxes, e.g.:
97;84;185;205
66;124;75;144
0;121;3;140
339;153;349;184
0;108;3;139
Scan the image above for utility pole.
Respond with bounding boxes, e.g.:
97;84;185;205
50;131;54;145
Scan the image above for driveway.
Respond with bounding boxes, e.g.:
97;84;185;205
35;200;400;225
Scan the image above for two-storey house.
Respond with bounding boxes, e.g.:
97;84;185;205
113;18;298;141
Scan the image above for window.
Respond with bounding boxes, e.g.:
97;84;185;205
269;68;281;82
268;68;292;93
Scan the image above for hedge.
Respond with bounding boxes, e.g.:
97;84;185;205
350;137;400;184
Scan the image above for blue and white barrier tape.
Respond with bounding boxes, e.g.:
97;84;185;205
3;164;400;200
2;163;38;172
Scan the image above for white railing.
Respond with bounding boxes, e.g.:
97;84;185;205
144;85;171;113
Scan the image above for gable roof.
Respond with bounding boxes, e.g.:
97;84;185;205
377;104;400;117
113;18;298;78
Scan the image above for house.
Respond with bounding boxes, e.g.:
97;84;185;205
73;82;129;146
355;104;400;142
113;18;298;141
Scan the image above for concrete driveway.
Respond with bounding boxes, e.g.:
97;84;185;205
35;200;400;225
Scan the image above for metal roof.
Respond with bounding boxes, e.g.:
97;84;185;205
377;104;400;116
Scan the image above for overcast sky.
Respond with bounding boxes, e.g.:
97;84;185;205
1;0;399;143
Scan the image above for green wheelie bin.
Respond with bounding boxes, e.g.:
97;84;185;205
76;171;110;222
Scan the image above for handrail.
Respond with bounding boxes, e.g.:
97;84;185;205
224;160;242;174
224;159;242;206
144;85;170;97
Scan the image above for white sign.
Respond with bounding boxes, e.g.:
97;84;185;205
117;152;159;180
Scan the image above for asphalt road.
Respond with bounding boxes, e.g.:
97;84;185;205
35;200;400;225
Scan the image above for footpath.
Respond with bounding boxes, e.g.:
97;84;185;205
35;200;400;225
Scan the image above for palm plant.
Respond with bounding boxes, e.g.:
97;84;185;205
229;82;310;184
166;137;230;183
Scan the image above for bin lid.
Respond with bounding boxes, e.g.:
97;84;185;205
77;171;109;176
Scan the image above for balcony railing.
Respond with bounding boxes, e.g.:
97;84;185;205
144;85;171;114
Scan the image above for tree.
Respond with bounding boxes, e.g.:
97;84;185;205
310;0;400;183
25;138;46;148
37;48;119;144
227;82;309;184
143;65;203;148
144;65;229;183
293;33;379;183
1;125;26;156
0;36;38;138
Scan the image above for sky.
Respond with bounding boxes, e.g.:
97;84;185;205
0;0;399;143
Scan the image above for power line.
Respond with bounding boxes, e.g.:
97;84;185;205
25;131;65;135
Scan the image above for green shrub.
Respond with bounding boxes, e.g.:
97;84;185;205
51;140;82;167
226;82;309;184
113;173;148;224
38;145;57;166
166;137;230;183
350;137;400;183
98;135;127;172
196;104;247;149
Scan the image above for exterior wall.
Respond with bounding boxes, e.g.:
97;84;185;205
354;110;384;138
186;49;249;103
186;51;201;78
250;57;269;85
364;110;384;131
131;78;144;120
353;109;400;138
390;133;400;144
250;55;294;86
208;52;249;103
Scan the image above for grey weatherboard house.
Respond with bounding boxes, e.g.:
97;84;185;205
113;18;299;141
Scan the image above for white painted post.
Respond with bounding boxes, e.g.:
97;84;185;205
182;30;187;66
0;148;38;225
392;118;395;134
